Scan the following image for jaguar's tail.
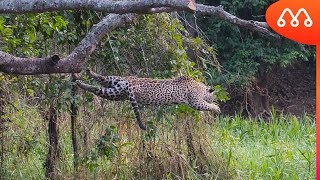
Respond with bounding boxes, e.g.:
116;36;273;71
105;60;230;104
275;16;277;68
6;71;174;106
128;88;146;130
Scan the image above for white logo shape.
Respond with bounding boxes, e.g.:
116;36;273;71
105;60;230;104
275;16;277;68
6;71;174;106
277;8;313;28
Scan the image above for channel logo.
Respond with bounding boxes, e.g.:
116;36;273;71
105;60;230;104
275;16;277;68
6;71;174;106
277;8;312;28
266;0;320;45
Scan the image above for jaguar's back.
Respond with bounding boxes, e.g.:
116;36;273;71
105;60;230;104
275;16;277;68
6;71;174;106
126;77;190;105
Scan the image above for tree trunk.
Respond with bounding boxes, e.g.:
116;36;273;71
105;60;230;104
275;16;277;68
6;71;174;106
70;75;79;173
185;119;196;162
0;86;5;179
247;69;270;117
182;13;198;62
44;104;59;179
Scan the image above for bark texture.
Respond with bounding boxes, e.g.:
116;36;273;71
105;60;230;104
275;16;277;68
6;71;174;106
0;87;5;178
44;105;59;179
196;5;279;38
0;0;196;13
70;75;79;173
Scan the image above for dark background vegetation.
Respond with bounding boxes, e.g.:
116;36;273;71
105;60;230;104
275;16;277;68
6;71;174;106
198;0;315;116
0;0;315;179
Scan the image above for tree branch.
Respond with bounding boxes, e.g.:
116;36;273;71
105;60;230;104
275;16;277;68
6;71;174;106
0;1;276;38
0;0;196;14
149;5;277;38
196;5;279;38
0;1;279;75
0;14;139;74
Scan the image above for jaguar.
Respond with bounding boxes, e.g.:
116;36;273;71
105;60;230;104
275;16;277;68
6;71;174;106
76;69;220;130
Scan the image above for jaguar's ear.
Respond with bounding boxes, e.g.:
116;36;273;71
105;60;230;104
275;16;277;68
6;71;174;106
209;88;214;93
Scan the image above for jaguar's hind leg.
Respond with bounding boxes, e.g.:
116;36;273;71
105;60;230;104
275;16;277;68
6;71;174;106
76;80;147;130
86;69;122;88
75;80;122;100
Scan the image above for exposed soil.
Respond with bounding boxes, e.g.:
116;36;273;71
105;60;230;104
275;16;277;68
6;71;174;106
222;61;315;116
267;61;315;116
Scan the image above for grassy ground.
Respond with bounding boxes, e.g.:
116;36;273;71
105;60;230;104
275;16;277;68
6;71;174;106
210;113;315;179
1;101;315;179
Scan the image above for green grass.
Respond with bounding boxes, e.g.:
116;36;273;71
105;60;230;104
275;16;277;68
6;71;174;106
211;113;315;179
1;101;315;179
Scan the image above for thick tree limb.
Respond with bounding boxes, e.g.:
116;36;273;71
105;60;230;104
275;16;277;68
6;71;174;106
0;14;139;74
0;1;278;75
0;1;274;38
196;5;279;38
152;5;277;38
0;0;196;14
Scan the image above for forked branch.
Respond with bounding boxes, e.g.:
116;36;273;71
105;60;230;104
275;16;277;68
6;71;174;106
0;1;278;75
0;14;139;74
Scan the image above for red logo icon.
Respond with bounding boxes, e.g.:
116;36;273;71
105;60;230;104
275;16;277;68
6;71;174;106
277;8;312;28
266;0;320;45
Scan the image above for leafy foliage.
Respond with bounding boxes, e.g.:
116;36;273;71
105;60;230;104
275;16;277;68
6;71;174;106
198;0;315;87
0;13;68;56
90;14;219;80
